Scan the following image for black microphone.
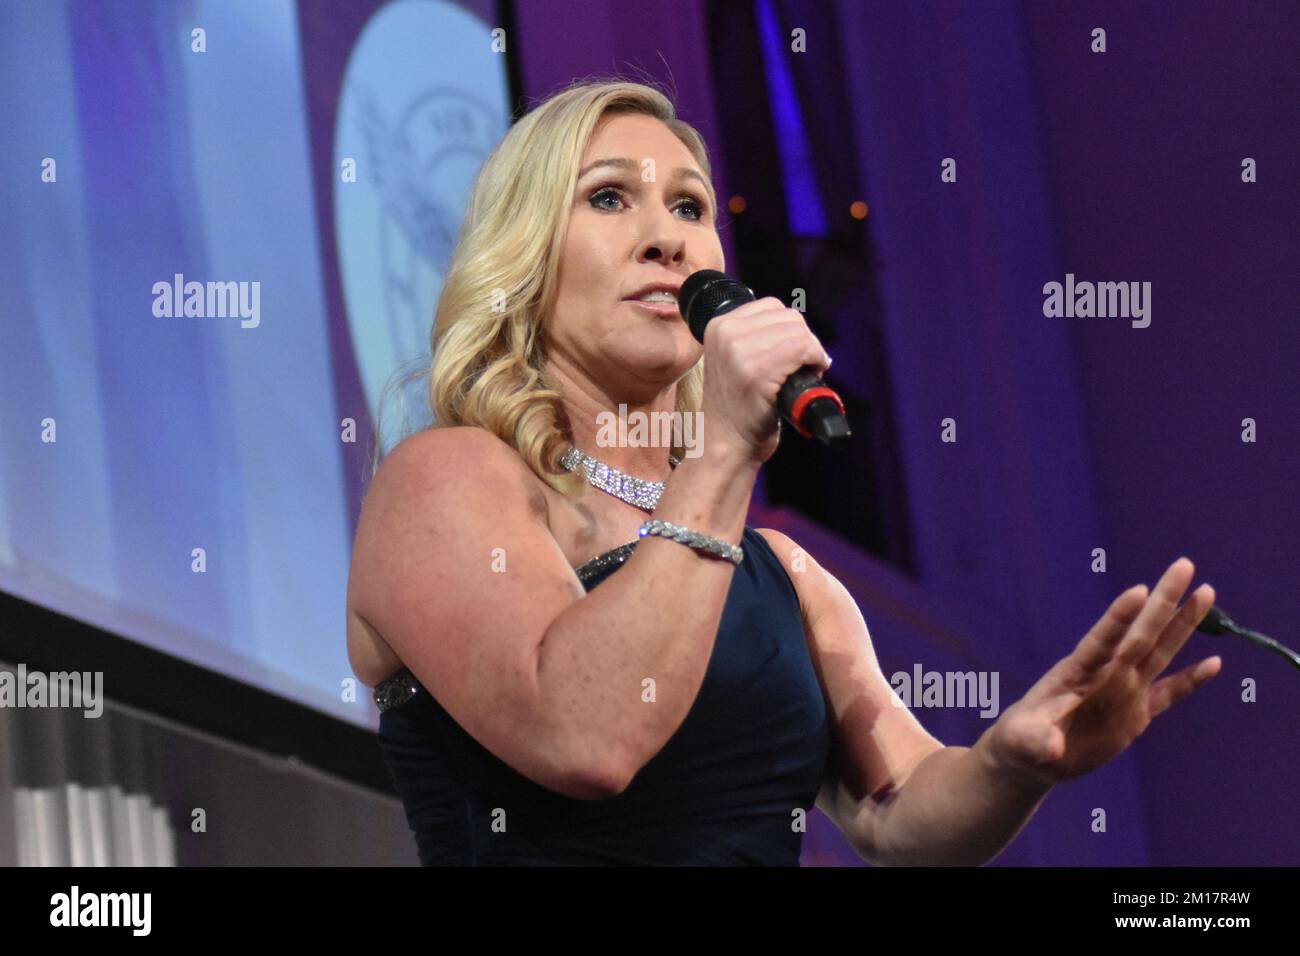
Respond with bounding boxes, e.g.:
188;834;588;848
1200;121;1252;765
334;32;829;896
1197;604;1300;672
679;269;852;445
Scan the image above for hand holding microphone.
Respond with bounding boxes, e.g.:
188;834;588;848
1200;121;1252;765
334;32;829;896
679;269;849;466
679;270;851;466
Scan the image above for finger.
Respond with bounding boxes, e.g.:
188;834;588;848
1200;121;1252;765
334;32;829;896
722;314;817;356
1066;583;1150;683
710;298;806;338
1114;557;1196;667
1138;582;1216;682
719;295;790;320
1147;655;1222;717
805;333;832;375
707;306;801;344
753;328;829;377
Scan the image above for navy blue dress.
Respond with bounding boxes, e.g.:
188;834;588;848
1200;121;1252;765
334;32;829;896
374;524;832;865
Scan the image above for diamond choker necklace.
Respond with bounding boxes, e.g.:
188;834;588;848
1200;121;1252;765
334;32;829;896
559;445;681;512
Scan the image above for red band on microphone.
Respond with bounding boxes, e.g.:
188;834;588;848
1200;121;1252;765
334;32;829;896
789;386;846;439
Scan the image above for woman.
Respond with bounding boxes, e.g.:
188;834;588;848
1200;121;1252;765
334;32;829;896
346;79;1221;866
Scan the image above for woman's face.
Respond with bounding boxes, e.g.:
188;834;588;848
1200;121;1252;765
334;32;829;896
546;113;725;403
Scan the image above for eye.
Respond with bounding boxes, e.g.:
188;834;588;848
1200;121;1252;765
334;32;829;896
588;186;625;211
676;197;706;221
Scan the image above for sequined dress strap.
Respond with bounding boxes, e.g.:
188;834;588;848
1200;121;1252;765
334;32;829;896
571;539;640;582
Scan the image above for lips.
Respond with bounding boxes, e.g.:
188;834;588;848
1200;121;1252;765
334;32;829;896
625;299;681;316
623;281;683;302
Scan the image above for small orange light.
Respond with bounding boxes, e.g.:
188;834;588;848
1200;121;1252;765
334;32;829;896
728;195;747;214
850;200;869;220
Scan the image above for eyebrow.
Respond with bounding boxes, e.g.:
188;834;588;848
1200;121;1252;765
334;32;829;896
577;157;709;190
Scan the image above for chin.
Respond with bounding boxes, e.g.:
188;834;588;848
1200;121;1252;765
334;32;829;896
620;347;692;384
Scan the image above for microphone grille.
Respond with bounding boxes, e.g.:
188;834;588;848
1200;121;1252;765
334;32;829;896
680;270;756;343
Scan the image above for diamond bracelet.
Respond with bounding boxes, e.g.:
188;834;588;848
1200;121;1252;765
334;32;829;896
637;518;744;565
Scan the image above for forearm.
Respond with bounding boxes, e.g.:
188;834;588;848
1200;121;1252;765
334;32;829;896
855;744;1053;866
535;445;760;787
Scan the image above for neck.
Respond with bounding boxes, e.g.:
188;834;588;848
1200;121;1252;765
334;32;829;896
547;358;677;483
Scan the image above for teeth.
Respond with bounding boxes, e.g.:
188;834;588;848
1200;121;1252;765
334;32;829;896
638;290;677;303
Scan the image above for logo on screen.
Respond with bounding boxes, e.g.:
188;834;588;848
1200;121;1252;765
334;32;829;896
333;0;510;450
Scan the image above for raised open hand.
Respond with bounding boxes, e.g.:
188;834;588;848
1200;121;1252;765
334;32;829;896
974;558;1221;788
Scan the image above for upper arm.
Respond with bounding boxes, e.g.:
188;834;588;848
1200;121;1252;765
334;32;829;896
757;528;944;859
347;427;610;799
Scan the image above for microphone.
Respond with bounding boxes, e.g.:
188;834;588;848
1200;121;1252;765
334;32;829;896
679;269;852;445
1196;604;1300;672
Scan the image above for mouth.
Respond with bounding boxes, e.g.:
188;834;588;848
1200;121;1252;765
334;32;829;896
622;282;683;318
624;299;681;317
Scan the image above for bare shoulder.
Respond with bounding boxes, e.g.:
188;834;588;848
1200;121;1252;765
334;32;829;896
346;427;550;686
352;425;550;590
343;428;608;794
370;427;546;514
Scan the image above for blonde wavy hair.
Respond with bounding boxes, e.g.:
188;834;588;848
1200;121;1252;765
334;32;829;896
370;77;722;495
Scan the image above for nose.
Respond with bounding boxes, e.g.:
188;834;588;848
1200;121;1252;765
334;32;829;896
633;201;689;265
